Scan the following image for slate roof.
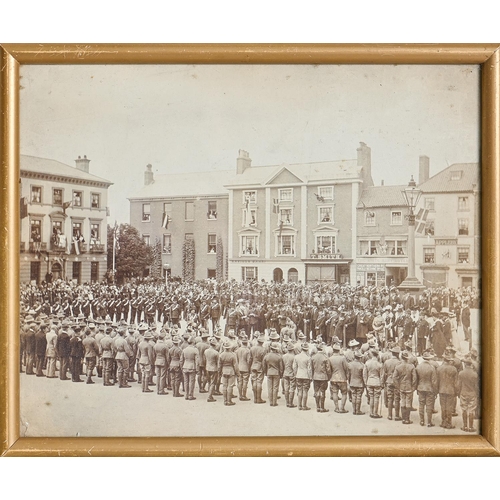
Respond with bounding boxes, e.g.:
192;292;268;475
417;163;479;193
20;155;113;185
129;169;233;199
357;185;407;208
224;159;360;187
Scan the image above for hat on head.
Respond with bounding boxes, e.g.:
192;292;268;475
172;335;181;344
298;332;306;340
422;351;434;360
390;346;401;354
282;334;291;342
143;331;154;340
257;335;265;343
443;352;454;361
332;343;341;351
446;346;457;353
316;343;324;351
348;339;359;347
158;331;166;339
287;342;295;351
368;339;377;347
404;341;412;349
371;348;379;357
270;342;280;351
222;341;232;350
462;355;473;365
431;308;438;315
201;330;209;338
354;350;363;359
25;315;35;323
269;331;280;340
209;337;217;346
401;351;410;360
228;329;236;338
301;342;309;351
138;323;148;331
182;331;190;339
88;323;96;329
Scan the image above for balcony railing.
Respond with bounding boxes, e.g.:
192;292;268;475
29;242;47;253
70;243;87;254
51;242;67;252
309;253;343;260
89;243;105;253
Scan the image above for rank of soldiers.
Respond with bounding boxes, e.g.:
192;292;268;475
20;287;480;432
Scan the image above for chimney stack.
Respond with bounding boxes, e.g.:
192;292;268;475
381;179;384;186
357;142;373;187
75;155;90;173
237;150;251;174
419;155;430;184
144;164;154;186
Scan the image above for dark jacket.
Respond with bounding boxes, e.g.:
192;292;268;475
35;330;47;356
57;331;71;357
437;362;458;395
70;336;84;358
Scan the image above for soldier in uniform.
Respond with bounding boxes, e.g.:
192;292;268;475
382;345;402;421
204;337;220;402
415;350;438;427
328;343;349;413
282;342;297;408
35;322;48;377
235;335;251;401
437;352;459;429
456;355;479;432
249;333;267;404
393;350;418;424
100;326;115;386
363;348;383;419
293;342;312;411
311;343;331;413
138;331;155;393
181;336;199;401
196;330;210;393
82;328;100;384
69;329;84;383
153;331;170;395
114;327;133;388
218;341;240;406
348;351;366;415
45;323;58;378
262;342;284;407
169;335;184;397
57;321;71;380
210;299;221;332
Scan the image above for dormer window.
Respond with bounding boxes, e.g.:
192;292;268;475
450;170;463;181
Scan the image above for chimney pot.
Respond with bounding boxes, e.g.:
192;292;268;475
144;164;154;185
75;155;90;173
357;142;373;187
419;155;430;184
237;150;252;174
381;179;384;186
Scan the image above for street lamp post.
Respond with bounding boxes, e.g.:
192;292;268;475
398;175;425;294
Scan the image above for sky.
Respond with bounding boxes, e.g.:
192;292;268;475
20;64;480;223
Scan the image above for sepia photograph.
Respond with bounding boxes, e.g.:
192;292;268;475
17;61;482;439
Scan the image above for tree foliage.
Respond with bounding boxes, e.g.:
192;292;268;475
182;238;195;281
151;237;163;279
107;223;153;282
216;236;224;280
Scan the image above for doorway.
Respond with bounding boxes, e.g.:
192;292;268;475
273;267;283;283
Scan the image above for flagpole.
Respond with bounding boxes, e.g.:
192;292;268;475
112;221;117;284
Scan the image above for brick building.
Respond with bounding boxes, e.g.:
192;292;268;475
20;155;112;284
128;165;230;280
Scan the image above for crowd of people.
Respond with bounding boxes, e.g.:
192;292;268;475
20;278;480;432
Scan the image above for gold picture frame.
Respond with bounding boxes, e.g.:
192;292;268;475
1;43;499;457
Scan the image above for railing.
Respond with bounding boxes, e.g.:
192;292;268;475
89;243;105;253
309;253;343;260
51;242;67;252
29;242;47;253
